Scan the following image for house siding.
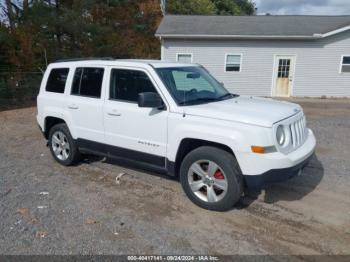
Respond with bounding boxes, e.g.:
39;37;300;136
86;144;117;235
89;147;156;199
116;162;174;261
161;30;350;97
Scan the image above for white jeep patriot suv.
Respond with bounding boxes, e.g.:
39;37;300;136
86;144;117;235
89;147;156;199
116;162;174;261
37;59;316;211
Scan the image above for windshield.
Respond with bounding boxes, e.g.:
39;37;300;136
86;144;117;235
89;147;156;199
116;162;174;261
156;66;237;105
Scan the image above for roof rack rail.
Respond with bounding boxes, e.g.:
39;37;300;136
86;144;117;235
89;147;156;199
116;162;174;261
55;57;116;63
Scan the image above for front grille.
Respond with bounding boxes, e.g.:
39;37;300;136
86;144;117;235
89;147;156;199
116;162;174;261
289;115;307;148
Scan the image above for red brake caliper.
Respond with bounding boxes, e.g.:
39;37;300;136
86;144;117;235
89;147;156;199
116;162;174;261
213;170;224;179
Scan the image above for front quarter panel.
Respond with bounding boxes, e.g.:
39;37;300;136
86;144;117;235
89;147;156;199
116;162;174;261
167;112;274;172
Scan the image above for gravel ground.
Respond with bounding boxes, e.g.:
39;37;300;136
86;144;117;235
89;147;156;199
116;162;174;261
0;99;350;255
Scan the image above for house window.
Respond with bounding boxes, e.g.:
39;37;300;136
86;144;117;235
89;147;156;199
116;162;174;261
341;56;350;73
177;54;192;63
225;54;242;72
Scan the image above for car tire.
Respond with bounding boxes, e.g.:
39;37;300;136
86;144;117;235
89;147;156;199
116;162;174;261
180;146;243;211
48;123;81;166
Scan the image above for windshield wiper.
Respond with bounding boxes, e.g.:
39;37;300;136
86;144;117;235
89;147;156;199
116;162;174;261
217;93;239;100
178;97;219;105
178;94;239;105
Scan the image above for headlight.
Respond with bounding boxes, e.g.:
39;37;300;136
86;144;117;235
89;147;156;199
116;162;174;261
276;125;286;146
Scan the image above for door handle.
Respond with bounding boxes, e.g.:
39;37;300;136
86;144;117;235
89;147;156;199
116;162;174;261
108;112;121;116
107;110;121;116
68;104;79;109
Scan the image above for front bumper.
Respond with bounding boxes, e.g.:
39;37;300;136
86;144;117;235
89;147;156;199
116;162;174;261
239;128;316;188
244;152;313;188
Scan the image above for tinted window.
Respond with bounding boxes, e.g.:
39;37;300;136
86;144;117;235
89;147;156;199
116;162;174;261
46;68;69;93
71;67;104;98
110;69;157;102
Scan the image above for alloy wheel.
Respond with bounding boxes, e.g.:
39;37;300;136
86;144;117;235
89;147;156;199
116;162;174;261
187;160;228;203
51;131;70;161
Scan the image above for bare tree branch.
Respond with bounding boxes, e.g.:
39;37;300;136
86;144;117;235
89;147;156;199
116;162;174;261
160;0;166;16
23;0;29;11
5;0;15;29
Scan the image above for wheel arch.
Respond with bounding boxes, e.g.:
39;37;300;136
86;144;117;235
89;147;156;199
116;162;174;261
173;138;237;177
44;116;67;139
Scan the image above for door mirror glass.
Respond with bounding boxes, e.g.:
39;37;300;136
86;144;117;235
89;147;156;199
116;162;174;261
138;92;164;109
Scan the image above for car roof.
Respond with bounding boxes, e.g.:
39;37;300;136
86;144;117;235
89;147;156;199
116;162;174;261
49;59;198;69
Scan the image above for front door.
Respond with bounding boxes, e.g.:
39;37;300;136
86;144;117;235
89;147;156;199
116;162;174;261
273;56;295;97
103;67;168;168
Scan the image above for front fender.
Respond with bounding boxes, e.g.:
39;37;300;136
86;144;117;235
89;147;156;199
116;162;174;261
167;113;274;163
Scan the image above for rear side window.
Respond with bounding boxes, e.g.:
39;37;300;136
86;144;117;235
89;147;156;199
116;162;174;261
46;68;69;93
110;69;157;102
71;67;104;98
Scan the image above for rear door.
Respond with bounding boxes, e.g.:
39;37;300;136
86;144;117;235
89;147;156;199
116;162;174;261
103;67;168;168
66;66;106;143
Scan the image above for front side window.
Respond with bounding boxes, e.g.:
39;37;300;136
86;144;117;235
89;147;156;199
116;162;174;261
225;54;242;72
71;67;104;98
177;54;192;63
341;56;350;73
110;69;157;102
46;68;69;93
156;66;235;105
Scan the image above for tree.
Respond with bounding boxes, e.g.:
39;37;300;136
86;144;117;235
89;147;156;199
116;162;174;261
4;0;16;30
166;0;256;15
0;0;163;106
0;0;257;106
211;0;256;15
166;0;216;15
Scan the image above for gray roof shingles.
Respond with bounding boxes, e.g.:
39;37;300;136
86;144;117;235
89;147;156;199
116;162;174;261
156;15;350;38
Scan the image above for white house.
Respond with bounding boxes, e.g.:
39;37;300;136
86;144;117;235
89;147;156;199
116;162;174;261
156;15;350;97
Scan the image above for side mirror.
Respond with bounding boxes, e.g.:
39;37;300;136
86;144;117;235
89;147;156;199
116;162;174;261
138;92;164;109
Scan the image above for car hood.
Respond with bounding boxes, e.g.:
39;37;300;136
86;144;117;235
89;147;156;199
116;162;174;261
183;96;302;127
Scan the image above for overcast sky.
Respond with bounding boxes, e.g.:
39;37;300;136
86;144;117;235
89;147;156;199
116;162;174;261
255;0;350;15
